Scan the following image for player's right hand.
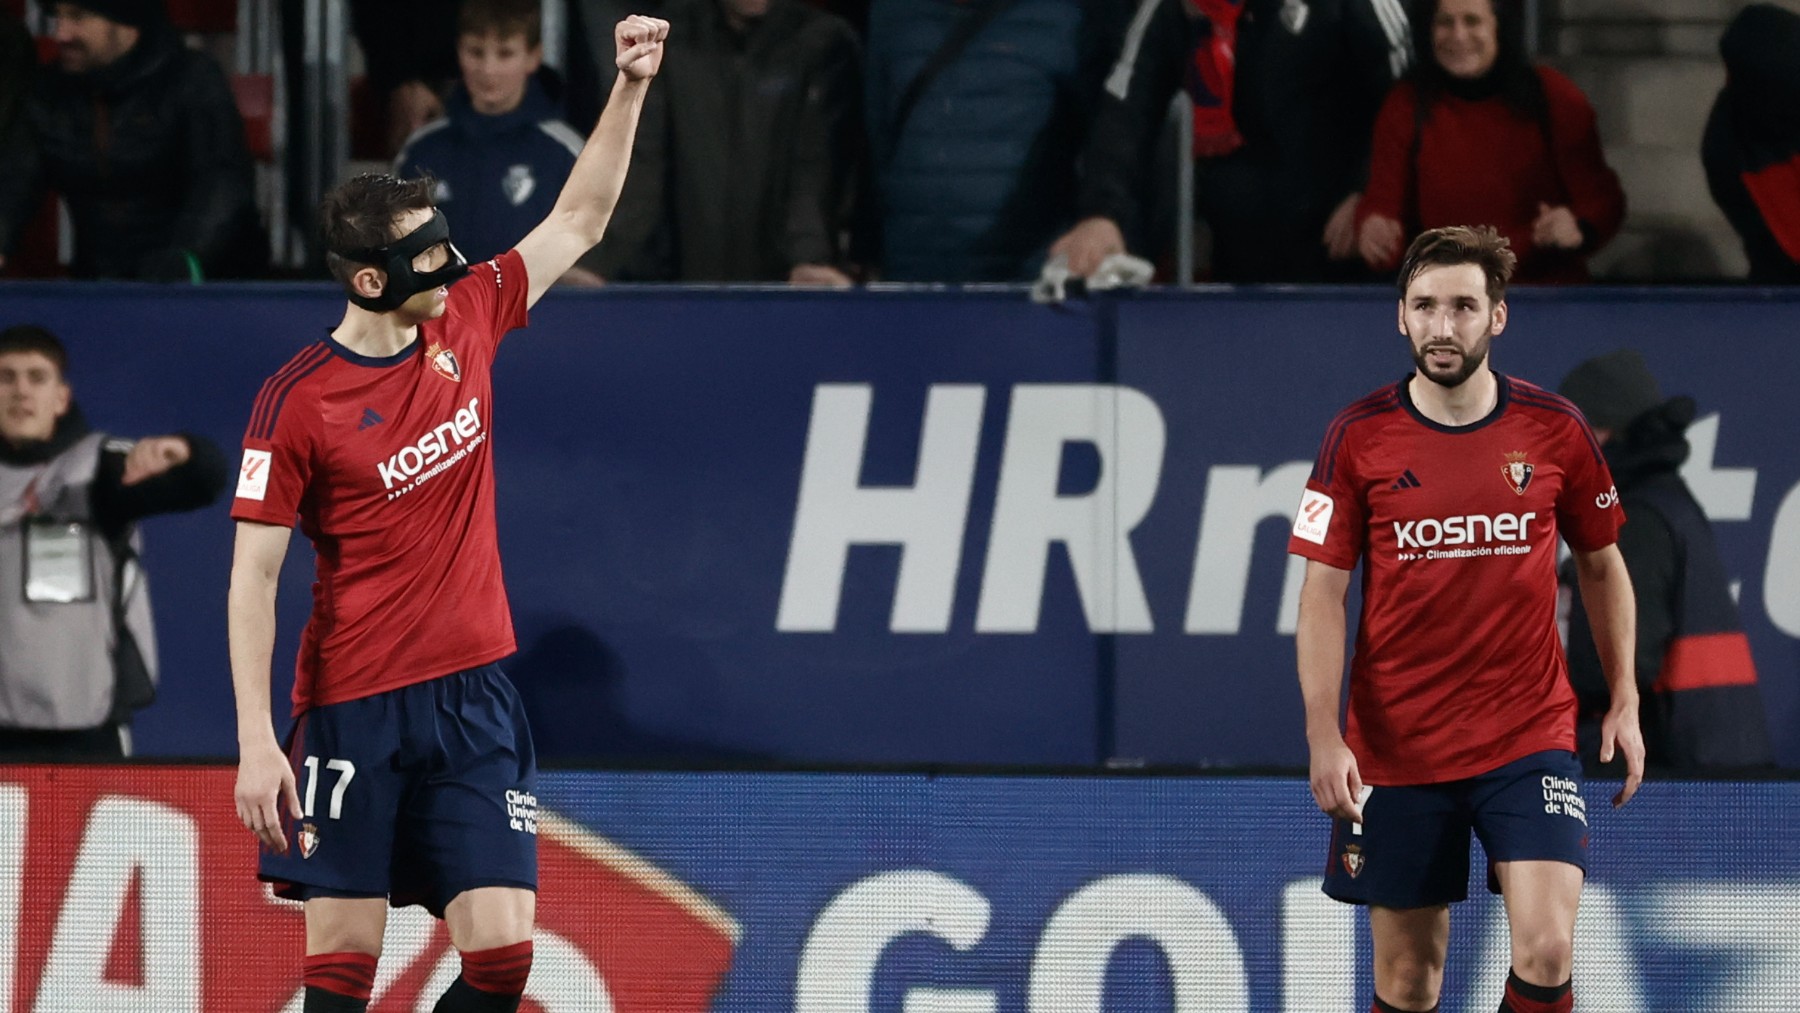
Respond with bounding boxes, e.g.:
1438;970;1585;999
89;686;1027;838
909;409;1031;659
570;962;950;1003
1308;734;1366;824
235;735;302;854
615;15;669;81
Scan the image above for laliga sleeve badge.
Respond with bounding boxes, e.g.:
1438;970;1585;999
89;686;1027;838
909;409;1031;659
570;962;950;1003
1341;843;1364;878
298;822;319;859
426;341;462;382
236;448;272;501
1292;489;1335;545
1502;451;1534;495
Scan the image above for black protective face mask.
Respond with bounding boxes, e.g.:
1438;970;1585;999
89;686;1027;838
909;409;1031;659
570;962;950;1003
337;210;471;312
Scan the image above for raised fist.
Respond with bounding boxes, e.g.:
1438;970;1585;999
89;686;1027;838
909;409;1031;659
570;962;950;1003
615;15;669;81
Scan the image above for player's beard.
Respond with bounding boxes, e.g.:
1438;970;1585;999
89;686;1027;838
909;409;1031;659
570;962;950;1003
1410;328;1492;388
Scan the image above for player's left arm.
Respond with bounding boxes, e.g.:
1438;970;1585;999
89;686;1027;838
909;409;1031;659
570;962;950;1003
514;15;669;308
1571;542;1645;806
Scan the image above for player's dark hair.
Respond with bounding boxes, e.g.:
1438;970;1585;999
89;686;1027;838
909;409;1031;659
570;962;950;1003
320;173;439;289
458;0;542;47
0;324;68;376
1397;225;1517;305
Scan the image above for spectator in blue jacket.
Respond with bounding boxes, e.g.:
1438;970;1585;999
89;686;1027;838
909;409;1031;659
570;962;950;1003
864;0;1123;283
395;0;605;284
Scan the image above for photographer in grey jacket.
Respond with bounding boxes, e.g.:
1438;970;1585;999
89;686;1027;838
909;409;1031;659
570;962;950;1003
0;324;227;758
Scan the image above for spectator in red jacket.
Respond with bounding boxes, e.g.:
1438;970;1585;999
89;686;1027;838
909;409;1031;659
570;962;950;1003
1356;0;1625;283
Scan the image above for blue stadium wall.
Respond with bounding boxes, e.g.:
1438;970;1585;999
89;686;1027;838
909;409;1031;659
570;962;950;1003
2;283;1795;765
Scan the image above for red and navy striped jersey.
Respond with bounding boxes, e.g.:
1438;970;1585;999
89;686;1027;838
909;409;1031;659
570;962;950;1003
232;252;529;714
1288;373;1623;785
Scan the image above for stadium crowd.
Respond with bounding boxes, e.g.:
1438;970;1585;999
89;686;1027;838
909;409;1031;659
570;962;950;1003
1;0;1796;286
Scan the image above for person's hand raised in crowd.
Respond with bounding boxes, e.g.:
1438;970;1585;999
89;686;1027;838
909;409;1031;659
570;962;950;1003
387;80;445;154
616;15;670;81
1049;217;1126;279
121;435;192;486
1532;203;1584;250
1358;213;1405;269
1322;192;1362;261
789;264;854;288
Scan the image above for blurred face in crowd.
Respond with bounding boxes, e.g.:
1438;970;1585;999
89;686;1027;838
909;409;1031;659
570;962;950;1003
1431;0;1499;80
52;3;140;74
1399;262;1506;389
458;30;542;116
722;0;771;22
0;351;72;446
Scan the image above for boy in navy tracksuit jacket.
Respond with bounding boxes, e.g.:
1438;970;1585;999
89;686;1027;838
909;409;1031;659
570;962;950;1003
394;0;601;283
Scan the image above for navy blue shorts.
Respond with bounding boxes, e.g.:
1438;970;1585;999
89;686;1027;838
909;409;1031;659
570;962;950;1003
260;664;539;918
1322;750;1589;909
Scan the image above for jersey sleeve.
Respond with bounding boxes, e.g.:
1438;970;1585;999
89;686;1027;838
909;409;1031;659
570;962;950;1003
230;385;315;528
452;248;531;351
1288;420;1367;570
1555;414;1624;552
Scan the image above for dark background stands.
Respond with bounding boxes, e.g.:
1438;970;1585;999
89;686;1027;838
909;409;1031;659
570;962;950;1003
0;6;266;280
349;0;466;154
588;0;862;282
0;10;30;137
864;0;1122;283
1073;0;1408;282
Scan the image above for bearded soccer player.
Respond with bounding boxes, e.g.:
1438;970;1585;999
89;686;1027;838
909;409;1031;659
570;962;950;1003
1289;225;1646;1013
225;16;667;1013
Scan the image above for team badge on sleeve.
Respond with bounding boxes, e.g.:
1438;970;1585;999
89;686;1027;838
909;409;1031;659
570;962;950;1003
1502;451;1534;495
1293;490;1335;545
236;448;272;501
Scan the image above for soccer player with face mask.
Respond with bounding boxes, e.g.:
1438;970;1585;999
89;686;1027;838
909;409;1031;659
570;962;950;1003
226;16;668;1013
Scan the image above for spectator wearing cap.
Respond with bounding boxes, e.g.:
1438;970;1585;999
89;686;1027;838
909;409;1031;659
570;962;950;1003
0;0;267;280
1558;349;1775;771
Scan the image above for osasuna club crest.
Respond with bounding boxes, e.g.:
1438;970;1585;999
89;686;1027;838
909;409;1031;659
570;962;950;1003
1279;0;1310;34
1502;451;1534;495
502;164;536;206
427;341;462;382
1341;843;1364;878
298;822;320;859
